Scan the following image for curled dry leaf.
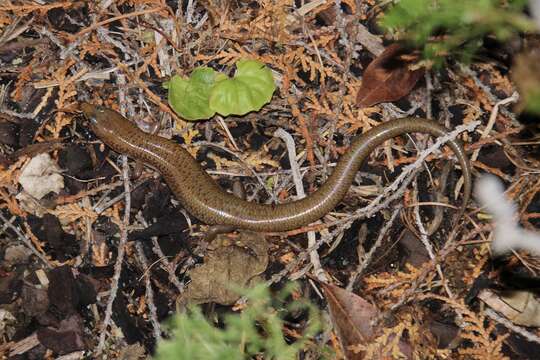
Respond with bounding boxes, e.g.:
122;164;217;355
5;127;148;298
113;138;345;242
478;289;540;327
18;153;64;200
321;282;412;359
356;44;424;108
178;231;268;307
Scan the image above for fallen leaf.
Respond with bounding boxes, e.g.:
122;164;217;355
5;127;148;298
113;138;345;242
28;214;79;261
37;314;85;355
18;153;64;200
15;191;48;217
0;271;20;304
21;283;49;318
4;244;32;266
178;231;268;307
479;289;540;327
321;282;412;359
118;343;147;360
0;309;16;339
512;49;540;115
356;44;424;108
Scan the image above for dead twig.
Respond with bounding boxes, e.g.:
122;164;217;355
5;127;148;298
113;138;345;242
275;127;328;282
0;212;50;268
134;241;162;342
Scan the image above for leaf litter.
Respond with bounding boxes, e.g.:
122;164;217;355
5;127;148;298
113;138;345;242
0;1;539;359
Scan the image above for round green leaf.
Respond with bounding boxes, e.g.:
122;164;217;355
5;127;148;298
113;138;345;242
209;59;276;116
165;67;219;121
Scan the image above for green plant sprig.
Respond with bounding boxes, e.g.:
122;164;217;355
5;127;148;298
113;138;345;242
154;282;329;360
164;59;276;121
380;0;533;65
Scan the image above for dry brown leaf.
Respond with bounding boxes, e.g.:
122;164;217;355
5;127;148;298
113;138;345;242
321;282;412;359
178;232;268;307
18;153;64;200
512;49;540;114
356;44;424;108
479;289;540;327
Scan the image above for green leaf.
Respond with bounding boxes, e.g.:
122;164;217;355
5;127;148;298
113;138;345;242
209;59;276;117
165;68;220;121
379;0;533;66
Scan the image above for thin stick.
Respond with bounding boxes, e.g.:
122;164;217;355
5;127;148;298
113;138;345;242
270;121;478;285
74;7;165;38
134;241;162;342
275;128;328;282
136;214;186;294
346;205;402;291
0;212;50;268
95;155;131;355
471;92;519;164
412;179;455;299
485;308;540;344
96;79;132;354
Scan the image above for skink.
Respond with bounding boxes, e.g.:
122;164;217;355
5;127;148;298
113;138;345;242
81;102;471;232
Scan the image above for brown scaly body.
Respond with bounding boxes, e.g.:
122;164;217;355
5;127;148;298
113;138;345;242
81;102;471;232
